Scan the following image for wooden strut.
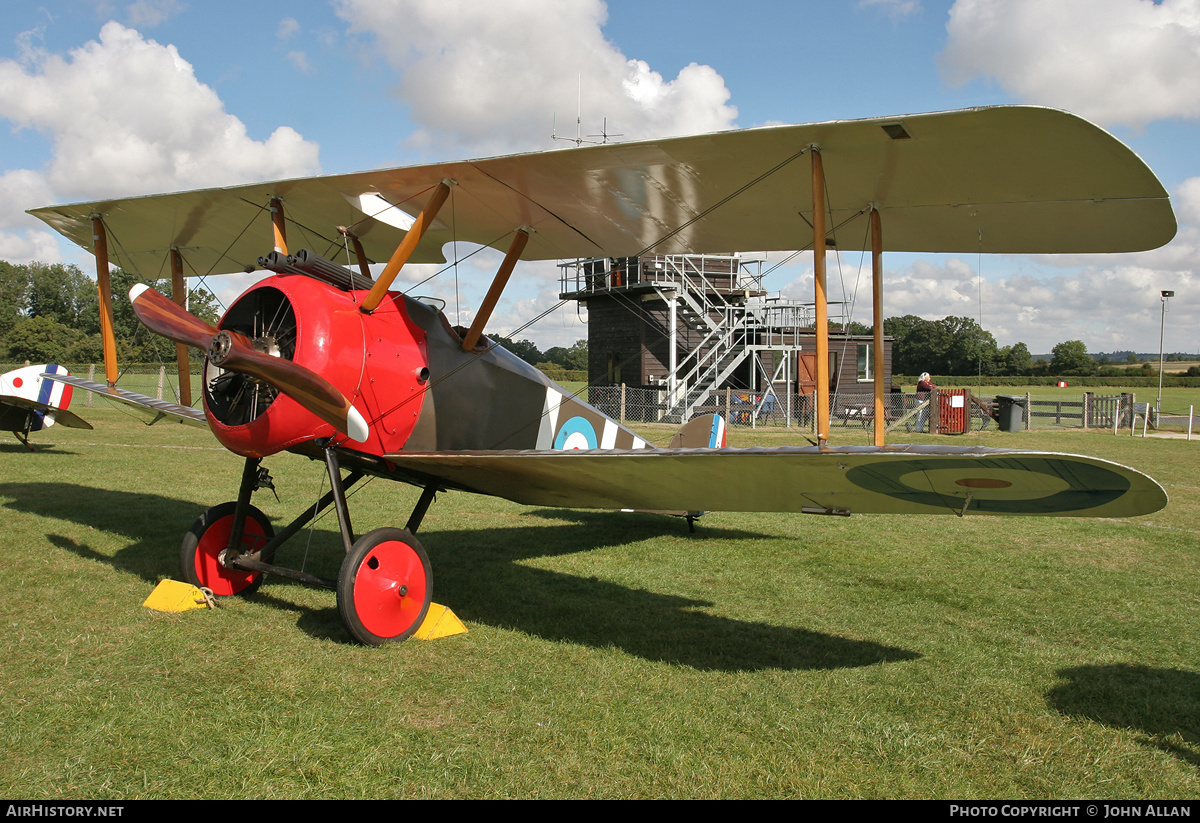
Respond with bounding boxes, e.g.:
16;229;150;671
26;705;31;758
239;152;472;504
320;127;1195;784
871;207;885;447
461;228;531;352
270;197;288;255
170;248;192;407
812;149;830;445
361;180;454;314
338;226;373;284
92;217;119;388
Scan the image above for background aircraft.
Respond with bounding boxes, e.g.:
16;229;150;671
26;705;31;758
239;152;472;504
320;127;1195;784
30;105;1175;644
0;364;91;449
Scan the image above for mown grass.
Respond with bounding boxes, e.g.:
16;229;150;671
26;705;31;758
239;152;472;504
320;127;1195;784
0;409;1197;798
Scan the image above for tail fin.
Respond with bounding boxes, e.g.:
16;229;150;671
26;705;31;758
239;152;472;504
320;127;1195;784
669;413;727;449
1;365;74;430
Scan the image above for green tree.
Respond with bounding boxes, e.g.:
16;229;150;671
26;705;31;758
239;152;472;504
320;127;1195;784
884;315;998;375
4;316;84;363
26;262;96;331
492;335;543;365
999;342;1032;376
883;315;934;375
0;260;25;340
540;340;589;371
1050;340;1096;375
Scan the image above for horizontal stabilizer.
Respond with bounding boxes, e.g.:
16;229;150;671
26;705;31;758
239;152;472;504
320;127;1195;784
41;373;207;428
0;394;92;430
384;445;1167;519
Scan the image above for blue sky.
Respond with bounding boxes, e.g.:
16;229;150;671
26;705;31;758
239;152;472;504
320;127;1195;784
0;0;1197;355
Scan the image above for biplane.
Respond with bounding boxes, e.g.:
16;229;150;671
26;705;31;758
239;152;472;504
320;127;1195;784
29;105;1174;645
0;364;92;449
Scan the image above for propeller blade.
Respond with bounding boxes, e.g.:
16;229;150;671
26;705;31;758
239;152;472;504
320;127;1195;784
129;284;370;443
129;282;217;349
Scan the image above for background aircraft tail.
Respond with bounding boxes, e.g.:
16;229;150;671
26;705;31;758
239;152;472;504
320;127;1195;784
1;364;75;430
669;413;727;449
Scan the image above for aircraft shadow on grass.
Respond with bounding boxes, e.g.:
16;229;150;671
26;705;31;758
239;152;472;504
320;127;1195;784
0;441;82;455
1;481;919;672
1048;664;1200;770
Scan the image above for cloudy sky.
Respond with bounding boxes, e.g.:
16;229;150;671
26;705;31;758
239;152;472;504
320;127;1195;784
0;0;1197;355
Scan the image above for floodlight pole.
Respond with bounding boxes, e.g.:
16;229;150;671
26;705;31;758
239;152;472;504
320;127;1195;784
1156;289;1174;421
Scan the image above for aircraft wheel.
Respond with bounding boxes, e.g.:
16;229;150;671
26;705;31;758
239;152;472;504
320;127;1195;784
337;528;432;646
180;502;274;597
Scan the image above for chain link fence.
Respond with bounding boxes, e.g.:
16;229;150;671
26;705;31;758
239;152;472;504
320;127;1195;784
587;384;1198;436
8;361;1194;437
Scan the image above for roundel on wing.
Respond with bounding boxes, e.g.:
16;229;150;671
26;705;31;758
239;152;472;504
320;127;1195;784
844;457;1129;514
554;416;599;450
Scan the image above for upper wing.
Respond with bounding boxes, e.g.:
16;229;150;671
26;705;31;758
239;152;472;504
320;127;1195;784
29;106;1175;277
383;445;1167;519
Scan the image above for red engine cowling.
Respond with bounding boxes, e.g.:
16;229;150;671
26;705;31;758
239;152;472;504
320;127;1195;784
203;275;428;458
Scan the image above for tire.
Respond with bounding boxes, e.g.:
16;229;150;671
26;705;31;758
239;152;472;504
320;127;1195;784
180;502;274;597
337;527;432;645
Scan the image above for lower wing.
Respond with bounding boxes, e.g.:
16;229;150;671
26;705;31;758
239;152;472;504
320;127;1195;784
40;374;206;428
384;445;1166;518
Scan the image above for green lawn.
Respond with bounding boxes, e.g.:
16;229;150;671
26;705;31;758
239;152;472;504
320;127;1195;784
1;409;1197;798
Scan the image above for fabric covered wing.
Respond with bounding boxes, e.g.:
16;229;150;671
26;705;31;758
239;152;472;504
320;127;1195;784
40;374;207;428
28;106;1174;278
0;396;92;430
383;445;1167;518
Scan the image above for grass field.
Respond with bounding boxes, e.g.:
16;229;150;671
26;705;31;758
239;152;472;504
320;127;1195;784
1;408;1197;798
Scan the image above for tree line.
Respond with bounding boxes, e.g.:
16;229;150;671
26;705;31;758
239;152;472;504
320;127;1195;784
0;261;219;364
491;336;588;372
0;259;582;371
1;261;1179;381
878;315;1186;377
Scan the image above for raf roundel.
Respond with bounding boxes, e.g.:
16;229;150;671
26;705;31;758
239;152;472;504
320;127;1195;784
554;416;599;450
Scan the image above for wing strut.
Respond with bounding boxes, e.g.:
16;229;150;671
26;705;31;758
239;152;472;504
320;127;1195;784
461;227;530;351
92;217;119;388
361;179;454;313
871;207;885;447
169;248;193;407
270;197;288;254
812;149;830;445
339;226;373;282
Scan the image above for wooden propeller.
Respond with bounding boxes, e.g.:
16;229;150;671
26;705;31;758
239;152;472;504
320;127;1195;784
129;284;369;443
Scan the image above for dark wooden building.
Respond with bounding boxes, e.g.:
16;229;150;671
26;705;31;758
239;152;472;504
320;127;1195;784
559;254;892;422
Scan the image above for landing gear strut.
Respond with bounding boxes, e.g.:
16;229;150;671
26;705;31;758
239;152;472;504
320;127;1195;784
180;442;441;644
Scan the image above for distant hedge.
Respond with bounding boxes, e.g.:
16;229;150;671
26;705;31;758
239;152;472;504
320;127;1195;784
537;368;587;383
894;375;1200;389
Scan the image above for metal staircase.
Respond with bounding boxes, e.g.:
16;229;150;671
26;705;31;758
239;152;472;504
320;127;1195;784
560;253;818;424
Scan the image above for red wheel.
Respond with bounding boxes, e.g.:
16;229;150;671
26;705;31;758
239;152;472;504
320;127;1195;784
180;502;274;597
337;528;432;645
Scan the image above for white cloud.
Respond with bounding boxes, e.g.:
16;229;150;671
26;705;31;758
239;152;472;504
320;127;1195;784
287;50;310;72
0;169;54;229
125;0;187;29
766;247;1198;354
858;0;922;20
1176;175;1200;226
941;0;1200;128
334;0;737;157
277;17;301;40
0;227;67;263
0;21;321;202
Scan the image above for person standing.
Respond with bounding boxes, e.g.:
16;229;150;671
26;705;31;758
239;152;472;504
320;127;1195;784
916;372;936;432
